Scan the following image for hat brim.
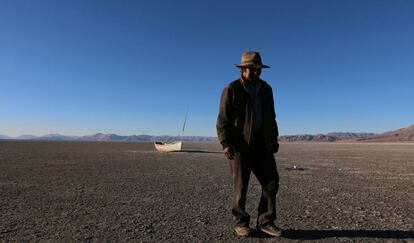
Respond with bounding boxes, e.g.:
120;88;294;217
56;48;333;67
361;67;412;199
234;63;270;68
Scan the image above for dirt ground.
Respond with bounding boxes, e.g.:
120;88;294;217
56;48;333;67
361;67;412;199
0;141;413;242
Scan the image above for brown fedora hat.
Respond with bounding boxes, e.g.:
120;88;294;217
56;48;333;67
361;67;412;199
234;51;270;68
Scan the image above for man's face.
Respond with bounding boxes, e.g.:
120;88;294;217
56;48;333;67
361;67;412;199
242;67;261;81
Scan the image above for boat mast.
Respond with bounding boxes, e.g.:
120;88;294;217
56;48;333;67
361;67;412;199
182;109;188;136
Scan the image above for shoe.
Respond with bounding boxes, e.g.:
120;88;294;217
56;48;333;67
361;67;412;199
257;223;283;237
233;225;250;237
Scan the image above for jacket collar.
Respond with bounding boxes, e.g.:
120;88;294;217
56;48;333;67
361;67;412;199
239;76;264;93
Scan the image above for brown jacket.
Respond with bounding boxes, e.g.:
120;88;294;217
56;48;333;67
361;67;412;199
216;78;279;152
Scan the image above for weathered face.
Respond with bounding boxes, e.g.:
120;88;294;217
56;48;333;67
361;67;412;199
242;67;261;81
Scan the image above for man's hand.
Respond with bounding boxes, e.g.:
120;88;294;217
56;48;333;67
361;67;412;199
223;146;234;160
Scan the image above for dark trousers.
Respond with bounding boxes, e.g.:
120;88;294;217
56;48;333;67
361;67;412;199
228;138;279;227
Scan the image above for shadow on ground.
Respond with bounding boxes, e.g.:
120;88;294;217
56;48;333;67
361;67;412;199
175;150;222;154
248;229;273;238
282;229;414;240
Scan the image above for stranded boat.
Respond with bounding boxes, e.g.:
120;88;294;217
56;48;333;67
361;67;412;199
154;110;188;152
154;141;182;152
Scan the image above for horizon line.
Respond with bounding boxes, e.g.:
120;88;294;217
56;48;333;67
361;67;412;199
0;131;384;139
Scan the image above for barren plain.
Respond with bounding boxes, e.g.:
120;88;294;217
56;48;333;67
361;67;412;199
0;141;413;242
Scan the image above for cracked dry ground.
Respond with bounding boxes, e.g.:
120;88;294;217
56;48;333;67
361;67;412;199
0;141;413;242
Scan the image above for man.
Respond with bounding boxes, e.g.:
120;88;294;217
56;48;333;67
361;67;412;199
216;51;282;237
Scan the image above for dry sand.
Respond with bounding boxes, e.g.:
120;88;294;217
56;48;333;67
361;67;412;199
0;141;413;242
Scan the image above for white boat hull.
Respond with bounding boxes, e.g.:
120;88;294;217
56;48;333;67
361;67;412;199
154;141;182;152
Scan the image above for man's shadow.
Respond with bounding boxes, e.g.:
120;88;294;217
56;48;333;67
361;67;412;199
249;229;414;240
174;150;221;154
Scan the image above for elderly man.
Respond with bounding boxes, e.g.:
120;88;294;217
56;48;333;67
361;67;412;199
216;51;282;237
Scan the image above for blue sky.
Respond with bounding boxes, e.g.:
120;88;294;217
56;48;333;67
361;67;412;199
1;0;413;137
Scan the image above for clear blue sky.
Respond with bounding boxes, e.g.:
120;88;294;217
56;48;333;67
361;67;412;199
1;0;413;137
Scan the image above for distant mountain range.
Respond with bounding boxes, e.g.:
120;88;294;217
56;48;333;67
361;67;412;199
357;124;414;142
279;124;414;142
0;135;13;140
1;124;413;142
279;133;375;142
0;133;217;142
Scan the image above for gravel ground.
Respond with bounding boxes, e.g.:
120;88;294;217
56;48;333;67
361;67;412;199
0;141;413;242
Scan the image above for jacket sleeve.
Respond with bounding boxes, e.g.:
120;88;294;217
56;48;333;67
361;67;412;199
268;86;279;148
216;86;234;150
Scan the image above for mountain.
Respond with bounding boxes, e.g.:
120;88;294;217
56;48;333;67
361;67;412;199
0;133;217;142
0;135;13;140
279;134;335;142
78;133;125;141
357;124;414;142
326;132;375;140
279;132;376;142
17;135;38;140
77;133;217;142
3;125;413;142
279;125;414;142
34;134;79;141
124;135;153;141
